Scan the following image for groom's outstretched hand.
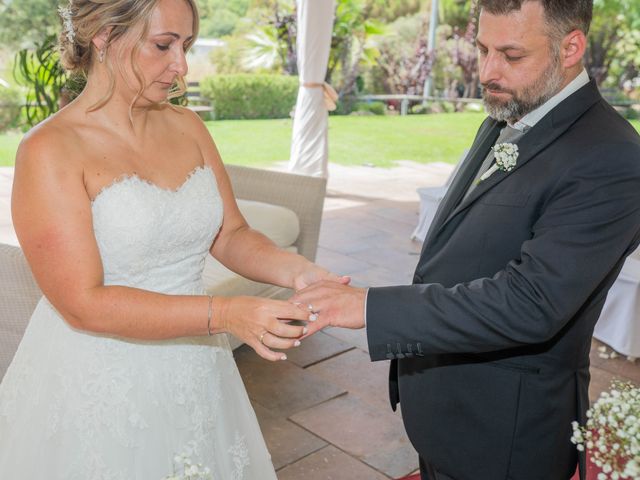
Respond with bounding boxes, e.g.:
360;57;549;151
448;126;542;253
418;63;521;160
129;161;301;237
290;281;367;337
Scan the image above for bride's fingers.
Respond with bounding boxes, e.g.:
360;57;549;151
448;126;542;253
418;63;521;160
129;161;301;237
261;332;301;350
273;302;312;322
270;319;307;339
252;340;288;362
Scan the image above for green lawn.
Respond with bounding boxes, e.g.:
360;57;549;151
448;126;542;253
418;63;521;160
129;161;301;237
1;114;639;168
208;113;486;168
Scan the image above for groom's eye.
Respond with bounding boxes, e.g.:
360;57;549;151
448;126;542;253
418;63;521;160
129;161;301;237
505;54;523;62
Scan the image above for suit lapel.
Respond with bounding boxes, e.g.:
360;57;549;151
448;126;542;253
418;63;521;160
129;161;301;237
430;79;603;242
421;118;502;248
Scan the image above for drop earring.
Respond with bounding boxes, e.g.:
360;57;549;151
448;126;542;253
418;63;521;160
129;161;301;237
98;48;105;63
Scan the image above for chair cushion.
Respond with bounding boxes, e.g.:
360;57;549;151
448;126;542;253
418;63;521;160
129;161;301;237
237;199;300;248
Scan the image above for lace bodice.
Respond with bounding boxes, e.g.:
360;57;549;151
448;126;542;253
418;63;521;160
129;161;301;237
91;166;222;294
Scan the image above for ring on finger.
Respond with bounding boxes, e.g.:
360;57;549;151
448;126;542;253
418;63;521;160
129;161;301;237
308;312;319;322
259;332;267;345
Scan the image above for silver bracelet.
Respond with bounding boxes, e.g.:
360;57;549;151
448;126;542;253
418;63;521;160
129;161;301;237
207;295;214;336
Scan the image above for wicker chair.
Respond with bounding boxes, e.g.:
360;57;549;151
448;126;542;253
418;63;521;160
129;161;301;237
225;164;326;262
0;165;327;378
0;243;42;381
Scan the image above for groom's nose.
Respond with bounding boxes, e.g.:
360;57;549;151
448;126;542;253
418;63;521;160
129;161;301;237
478;51;504;87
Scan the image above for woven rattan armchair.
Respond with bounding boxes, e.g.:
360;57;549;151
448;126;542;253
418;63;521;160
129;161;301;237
0;243;41;381
225;164;326;262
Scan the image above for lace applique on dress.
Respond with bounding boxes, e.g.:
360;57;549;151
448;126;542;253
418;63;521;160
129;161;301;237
228;432;251;480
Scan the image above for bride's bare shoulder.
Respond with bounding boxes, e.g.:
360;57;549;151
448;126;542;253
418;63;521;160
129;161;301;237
14;110;84;184
161;104;215;141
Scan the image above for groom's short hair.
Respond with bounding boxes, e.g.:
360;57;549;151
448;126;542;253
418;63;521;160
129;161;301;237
479;0;593;40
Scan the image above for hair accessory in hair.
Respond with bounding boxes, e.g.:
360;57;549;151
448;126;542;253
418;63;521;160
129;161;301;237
58;5;75;44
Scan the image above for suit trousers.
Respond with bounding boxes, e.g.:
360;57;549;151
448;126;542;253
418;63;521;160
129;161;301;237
420;457;457;480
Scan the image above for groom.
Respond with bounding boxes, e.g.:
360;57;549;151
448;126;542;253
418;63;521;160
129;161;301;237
294;1;640;479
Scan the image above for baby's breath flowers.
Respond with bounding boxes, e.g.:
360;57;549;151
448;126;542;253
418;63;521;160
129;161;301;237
477;142;519;183
162;451;212;480
571;381;640;479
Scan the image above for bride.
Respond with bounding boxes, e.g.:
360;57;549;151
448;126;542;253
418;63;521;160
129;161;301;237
0;0;345;478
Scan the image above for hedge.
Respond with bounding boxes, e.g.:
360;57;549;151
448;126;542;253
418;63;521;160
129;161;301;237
200;74;299;120
0;87;22;132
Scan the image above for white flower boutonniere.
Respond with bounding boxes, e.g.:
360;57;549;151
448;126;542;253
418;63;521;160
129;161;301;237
477;142;519;184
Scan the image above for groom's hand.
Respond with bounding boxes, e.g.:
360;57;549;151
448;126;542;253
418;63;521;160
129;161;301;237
290;281;366;336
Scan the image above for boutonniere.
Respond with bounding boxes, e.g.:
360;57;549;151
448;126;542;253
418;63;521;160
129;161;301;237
477;142;519;184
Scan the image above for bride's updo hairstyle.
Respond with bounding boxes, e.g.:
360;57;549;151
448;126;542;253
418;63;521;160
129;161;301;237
57;0;199;109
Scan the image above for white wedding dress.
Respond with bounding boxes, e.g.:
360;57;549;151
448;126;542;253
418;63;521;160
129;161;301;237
0;165;277;480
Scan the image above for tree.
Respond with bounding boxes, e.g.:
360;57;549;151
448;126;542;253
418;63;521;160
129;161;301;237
327;0;385;98
445;0;478;98
586;0;640;86
0;0;59;49
198;0;251;38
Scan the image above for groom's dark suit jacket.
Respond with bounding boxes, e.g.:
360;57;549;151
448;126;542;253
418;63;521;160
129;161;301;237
366;80;640;480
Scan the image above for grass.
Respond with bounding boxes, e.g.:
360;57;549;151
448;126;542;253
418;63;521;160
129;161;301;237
1;114;639;168
208;113;486;168
0;132;22;167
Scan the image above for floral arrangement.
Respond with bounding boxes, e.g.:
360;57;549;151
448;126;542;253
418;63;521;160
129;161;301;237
571;381;640;479
162;452;212;480
478;142;519;183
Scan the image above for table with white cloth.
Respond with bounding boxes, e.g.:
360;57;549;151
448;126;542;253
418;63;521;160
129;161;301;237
593;254;640;358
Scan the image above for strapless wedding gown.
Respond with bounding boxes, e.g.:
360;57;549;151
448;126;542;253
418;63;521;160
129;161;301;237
0;166;277;479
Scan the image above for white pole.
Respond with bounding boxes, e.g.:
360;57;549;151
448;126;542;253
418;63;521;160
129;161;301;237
423;0;439;99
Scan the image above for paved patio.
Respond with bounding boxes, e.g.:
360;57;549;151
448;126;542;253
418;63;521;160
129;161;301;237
1;163;639;479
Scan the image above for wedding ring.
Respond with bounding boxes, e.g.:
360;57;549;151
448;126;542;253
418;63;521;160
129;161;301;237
308;313;319;322
259;332;266;345
307;303;314;312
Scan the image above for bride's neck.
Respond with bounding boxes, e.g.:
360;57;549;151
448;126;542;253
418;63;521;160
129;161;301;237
73;74;155;137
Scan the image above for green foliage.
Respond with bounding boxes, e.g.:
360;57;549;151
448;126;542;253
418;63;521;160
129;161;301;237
623;107;639;121
209;36;253;74
13;34;68;127
0;0;59;49
365;0;425;22
354;101;386;115
0;86;23;132
200;74;298;120
198;0;251;37
587;0;640;86
440;0;474;32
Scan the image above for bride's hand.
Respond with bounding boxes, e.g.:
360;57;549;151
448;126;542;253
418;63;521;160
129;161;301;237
216;296;310;362
292;263;351;291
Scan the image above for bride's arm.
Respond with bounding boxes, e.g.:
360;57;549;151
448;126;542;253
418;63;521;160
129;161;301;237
190;113;345;291
11;126;307;361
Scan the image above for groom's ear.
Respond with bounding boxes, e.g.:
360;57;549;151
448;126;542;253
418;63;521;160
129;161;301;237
560;29;587;69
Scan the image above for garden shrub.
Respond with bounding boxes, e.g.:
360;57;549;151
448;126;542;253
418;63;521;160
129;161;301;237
0;86;23;132
200;74;298;120
354;101;386;115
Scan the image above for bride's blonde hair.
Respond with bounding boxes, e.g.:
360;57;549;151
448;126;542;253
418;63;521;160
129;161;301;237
58;0;199;110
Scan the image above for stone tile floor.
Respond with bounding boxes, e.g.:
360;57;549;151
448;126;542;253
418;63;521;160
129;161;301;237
1;162;639;479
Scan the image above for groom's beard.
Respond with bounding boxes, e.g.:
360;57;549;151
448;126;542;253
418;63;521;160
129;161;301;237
482;49;564;124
